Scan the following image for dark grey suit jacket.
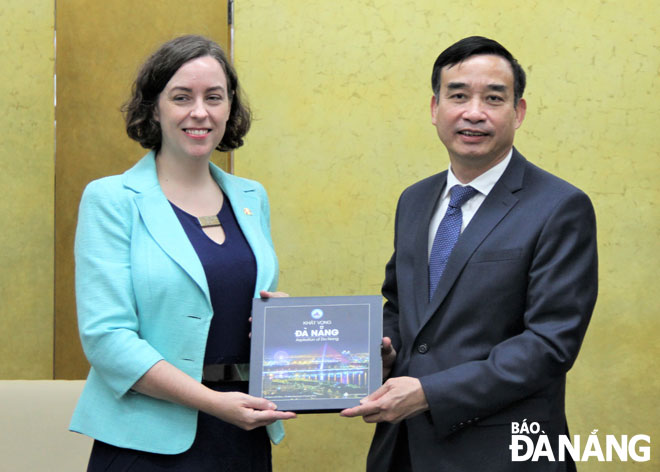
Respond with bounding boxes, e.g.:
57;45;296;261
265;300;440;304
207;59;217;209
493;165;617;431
367;148;597;472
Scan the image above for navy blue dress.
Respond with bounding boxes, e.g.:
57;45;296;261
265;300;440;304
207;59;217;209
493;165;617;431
87;196;271;472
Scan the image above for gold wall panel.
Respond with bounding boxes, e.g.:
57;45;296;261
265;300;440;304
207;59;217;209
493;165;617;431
55;1;230;379
0;0;55;379
235;1;660;470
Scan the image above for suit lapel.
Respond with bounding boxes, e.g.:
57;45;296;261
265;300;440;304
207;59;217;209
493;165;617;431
418;150;526;331
412;173;447;324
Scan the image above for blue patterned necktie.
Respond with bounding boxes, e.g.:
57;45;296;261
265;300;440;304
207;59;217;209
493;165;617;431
429;185;478;300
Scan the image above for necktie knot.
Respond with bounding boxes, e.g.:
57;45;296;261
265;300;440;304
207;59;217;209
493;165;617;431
448;185;478;209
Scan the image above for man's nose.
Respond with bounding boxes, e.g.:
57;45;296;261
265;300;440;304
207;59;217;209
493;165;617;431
462;98;486;122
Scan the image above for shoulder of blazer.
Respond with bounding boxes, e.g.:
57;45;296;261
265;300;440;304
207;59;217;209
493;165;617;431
79;171;137;219
208;162;266;199
399;170;447;207
118;151;267;199
407;170;447;194
120;151;161;194
77;153;158;222
508;147;588;198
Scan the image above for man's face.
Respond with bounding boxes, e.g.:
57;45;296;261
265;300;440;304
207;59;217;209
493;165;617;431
431;54;526;173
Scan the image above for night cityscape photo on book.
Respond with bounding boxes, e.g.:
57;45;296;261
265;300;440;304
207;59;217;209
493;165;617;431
250;296;382;412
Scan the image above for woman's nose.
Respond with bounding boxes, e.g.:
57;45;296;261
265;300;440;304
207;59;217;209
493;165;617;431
189;98;208;119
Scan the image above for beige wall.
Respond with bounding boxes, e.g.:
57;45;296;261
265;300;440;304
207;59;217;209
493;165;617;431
234;1;659;470
0;0;54;378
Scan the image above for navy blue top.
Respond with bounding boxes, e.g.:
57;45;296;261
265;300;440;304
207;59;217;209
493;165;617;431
170;197;257;364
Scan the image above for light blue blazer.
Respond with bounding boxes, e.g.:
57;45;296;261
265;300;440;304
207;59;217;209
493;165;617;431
69;151;284;453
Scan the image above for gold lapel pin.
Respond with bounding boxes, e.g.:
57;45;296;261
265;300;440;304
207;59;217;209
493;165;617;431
243;208;253;216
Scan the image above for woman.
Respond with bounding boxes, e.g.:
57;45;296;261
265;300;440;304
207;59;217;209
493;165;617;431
70;35;295;471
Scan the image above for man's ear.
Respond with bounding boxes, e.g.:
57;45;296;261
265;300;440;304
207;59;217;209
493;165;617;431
431;95;439;126
514;98;526;129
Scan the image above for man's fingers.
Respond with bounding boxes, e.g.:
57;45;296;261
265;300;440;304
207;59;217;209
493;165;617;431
252;409;297;421
259;290;289;298
340;399;383;418
361;383;389;403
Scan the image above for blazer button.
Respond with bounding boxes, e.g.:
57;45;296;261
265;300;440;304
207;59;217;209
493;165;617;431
417;343;429;354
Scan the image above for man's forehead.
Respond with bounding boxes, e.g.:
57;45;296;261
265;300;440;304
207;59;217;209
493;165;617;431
441;55;514;87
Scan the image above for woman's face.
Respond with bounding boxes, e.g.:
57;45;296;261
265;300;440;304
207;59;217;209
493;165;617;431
154;55;231;160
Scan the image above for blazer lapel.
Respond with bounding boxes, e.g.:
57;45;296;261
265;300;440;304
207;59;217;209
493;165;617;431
124;152;211;303
418;150;526;331
412;173;447;324
211;165;273;296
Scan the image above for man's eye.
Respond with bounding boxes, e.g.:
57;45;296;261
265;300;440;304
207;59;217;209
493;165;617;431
450;93;466;100
487;95;504;102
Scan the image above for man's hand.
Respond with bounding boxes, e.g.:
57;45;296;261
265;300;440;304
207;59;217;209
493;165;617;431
259;290;289;298
381;336;396;379
340;376;429;423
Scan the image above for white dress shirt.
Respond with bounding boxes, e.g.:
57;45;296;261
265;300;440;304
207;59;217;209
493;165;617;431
428;149;513;261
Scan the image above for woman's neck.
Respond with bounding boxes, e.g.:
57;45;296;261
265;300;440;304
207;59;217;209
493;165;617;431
155;151;223;215
156;150;212;187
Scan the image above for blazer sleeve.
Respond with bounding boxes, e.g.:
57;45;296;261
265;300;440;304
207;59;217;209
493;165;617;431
382;194;403;354
75;179;164;398
420;189;598;437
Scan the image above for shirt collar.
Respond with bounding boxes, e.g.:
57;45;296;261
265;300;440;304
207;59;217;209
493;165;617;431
443;148;513;199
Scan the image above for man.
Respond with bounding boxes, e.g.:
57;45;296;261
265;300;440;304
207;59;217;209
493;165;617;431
341;36;598;471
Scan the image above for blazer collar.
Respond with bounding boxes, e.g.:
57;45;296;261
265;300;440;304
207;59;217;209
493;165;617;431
122;151;161;193
416;148;527;330
121;152;263;303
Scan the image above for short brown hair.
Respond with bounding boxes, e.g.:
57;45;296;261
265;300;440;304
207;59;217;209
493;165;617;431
123;35;251;152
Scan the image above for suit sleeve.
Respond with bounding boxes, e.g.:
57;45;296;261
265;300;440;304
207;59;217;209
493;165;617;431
75;180;164;397
381;194;403;354
419;190;598;437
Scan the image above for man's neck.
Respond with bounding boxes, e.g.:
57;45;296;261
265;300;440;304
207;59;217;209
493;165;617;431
449;148;513;184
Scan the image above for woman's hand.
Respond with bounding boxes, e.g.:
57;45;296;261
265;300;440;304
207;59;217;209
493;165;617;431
132;361;296;431
209;391;296;430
